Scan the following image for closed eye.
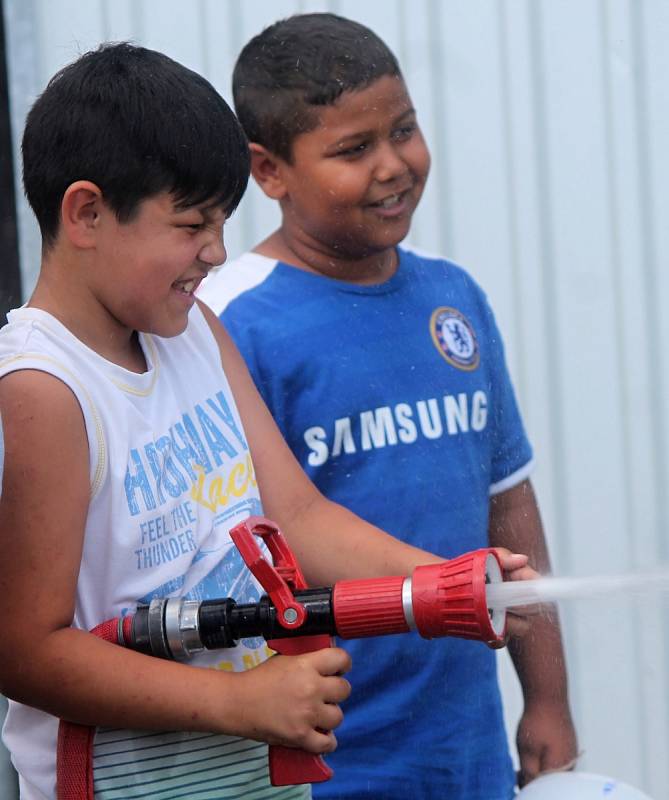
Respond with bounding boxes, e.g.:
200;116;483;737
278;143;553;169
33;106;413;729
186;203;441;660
335;141;370;158
392;122;417;142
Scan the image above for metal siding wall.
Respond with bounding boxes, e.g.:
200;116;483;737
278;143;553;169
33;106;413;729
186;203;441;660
3;1;668;797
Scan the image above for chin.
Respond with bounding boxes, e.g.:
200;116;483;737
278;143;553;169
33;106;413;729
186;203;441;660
151;316;190;339
347;229;409;257
371;232;410;254
378;219;413;246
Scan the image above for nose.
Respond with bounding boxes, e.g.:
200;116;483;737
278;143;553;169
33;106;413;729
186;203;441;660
198;230;227;268
374;141;409;184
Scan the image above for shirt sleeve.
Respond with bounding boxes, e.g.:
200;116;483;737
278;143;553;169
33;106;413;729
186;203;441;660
219;301;281;420
478;291;534;494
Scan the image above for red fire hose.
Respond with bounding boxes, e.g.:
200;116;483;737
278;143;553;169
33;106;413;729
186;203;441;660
57;516;507;797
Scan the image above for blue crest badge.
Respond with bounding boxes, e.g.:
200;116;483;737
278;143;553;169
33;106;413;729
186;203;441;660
430;307;480;370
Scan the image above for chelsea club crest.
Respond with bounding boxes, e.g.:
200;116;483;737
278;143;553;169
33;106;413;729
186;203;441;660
429;307;480;370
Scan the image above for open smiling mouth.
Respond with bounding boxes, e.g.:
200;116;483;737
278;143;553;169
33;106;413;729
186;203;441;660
172;278;199;295
367;189;410;210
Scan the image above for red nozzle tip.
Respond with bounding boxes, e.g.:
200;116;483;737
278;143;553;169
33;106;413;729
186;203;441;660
411;549;507;648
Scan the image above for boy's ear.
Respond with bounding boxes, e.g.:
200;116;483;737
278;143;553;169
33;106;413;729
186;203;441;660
249;143;289;200
60;181;105;248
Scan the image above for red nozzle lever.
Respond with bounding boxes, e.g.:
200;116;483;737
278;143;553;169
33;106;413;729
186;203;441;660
230;516;309;630
229;516;333;786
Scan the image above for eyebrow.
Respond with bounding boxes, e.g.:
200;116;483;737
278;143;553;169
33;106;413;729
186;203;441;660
174;202;228;222
201;205;227;221
330;107;417;147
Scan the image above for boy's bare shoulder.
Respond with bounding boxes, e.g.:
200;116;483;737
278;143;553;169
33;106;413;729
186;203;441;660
0;367;85;414
0;368;89;472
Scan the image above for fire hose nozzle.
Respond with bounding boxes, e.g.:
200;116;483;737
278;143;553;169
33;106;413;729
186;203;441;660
331;548;507;648
411;549;507;648
109;520;508;790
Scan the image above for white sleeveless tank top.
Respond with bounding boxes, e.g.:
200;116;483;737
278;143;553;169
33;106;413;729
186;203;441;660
0;305;308;799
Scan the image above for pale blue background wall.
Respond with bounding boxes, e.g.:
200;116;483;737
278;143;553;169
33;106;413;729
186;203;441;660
3;1;668;798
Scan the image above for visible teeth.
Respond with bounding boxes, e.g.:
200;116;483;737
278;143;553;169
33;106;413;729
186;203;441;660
181;280;196;293
380;194;401;208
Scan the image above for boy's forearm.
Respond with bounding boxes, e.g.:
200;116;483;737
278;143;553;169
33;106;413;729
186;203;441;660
488;479;575;708
1;624;351;754
507;607;570;705
2;627;241;734
508;606;579;783
276;493;444;587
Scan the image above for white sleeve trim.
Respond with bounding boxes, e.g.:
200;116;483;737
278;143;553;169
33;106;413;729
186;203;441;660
489;458;535;496
196;252;277;315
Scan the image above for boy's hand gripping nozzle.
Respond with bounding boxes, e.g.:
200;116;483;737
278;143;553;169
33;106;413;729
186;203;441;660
229;517;335;787
71;517;508;791
229;518;508;785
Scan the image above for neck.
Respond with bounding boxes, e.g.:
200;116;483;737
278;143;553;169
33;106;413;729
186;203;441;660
29;256;147;373
256;229;399;286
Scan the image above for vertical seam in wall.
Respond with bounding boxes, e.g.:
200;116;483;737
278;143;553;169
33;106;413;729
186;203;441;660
397;0;410;87
630;1;669;786
427;0;453;256
496;0;526;399
630;0;666;565
527;1;584;726
599;2;635;561
100;0;111;42
528;2;569;569
599;0;649;783
226;0;253;250
30;0;43;88
198;0;211;81
0;0;22;315
3;0;40;298
131;0;144;44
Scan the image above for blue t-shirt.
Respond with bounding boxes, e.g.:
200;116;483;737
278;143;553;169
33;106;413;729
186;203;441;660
210;247;533;799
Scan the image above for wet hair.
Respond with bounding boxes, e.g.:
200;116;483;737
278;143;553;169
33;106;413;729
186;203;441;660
22;42;250;248
233;12;401;162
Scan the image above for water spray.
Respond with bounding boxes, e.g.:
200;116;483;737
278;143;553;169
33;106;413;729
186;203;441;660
486;568;669;611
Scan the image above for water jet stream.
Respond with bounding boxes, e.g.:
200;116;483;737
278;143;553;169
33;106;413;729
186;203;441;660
486;569;669;611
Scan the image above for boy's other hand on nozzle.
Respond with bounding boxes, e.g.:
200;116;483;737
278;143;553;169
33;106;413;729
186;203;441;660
235;646;352;753
492;548;541;637
494;549;538;582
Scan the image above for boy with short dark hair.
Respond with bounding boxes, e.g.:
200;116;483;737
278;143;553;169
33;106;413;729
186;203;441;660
199;12;578;800
0;42;533;800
